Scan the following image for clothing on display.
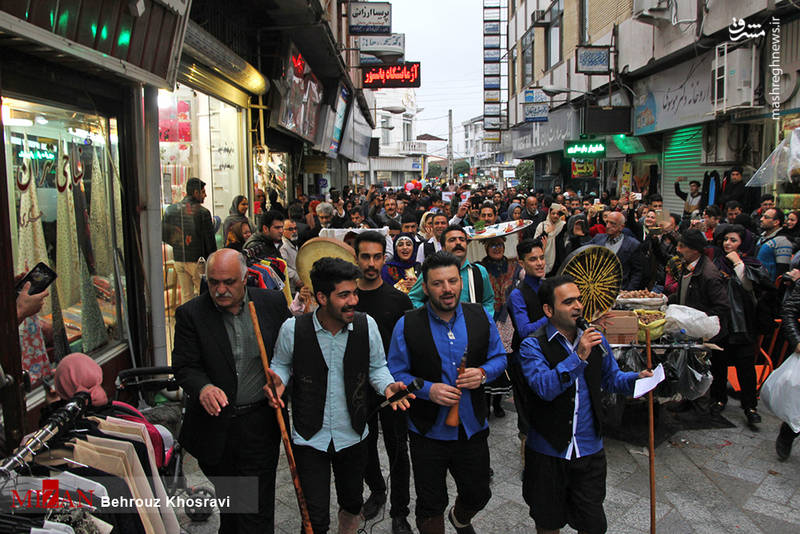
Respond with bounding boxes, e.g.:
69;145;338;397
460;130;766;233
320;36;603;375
56;140;82;308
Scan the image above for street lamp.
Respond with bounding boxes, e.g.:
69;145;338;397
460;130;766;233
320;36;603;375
540;84;594;97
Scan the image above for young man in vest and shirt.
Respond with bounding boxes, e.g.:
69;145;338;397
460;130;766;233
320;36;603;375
519;276;652;534
408;225;495;316
387;252;507;534
506;239;549;441
352;232;415;534
266;258;412;534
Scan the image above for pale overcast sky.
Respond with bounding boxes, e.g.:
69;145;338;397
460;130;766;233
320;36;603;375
392;0;483;157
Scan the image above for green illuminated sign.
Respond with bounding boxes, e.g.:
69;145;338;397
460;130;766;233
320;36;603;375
564;140;605;158
18;150;56;161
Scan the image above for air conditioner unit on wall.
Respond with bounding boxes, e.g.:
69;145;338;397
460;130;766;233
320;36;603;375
531;9;549;27
702;123;743;166
633;0;670;25
712;44;758;112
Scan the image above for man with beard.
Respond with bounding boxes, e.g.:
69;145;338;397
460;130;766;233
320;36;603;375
519;276;651;534
757;207;793;280
279;219;303;295
409;225;495;316
266;258;411;534
387;251;507;534
416;213;450;263
173;249;289;534
243;210;285;263
353;232;414;534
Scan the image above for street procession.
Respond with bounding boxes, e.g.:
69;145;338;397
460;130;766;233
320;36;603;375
2;1;800;534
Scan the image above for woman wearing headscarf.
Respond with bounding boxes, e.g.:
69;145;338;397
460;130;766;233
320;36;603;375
711;224;771;428
222;195;249;240
224;220;252;252
506;202;522;223
783;210;800;252
477;236;519;417
564;213;591;255
381;233;420;292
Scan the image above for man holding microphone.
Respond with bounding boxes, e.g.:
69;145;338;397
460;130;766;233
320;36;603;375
518;276;652;534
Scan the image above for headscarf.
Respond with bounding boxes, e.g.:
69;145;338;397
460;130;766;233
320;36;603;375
479;238;509;279
54;352;108;406
229;195;247;217
382;233;420;285
712;223;761;276
506;202;522;221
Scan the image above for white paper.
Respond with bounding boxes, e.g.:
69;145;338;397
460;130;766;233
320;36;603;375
633;363;665;398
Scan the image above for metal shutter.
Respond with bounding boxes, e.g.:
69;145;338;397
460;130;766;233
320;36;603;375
662;126;717;216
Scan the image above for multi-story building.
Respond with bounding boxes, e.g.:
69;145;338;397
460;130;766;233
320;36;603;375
349;89;427;186
505;0;800;214
463;115;517;185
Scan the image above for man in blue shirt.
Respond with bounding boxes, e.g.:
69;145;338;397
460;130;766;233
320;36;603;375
519;276;652;534
506;238;549;441
408;225;495;315
388;252;507;534
266;258;411;534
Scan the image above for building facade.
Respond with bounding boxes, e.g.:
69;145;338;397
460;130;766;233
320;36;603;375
505;0;800;213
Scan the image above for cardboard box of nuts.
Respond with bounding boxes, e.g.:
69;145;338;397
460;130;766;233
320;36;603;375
602;310;638;344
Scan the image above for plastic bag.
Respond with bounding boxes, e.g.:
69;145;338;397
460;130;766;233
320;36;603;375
678;349;713;400
760;353;800;433
664;305;720;340
746;129;798;187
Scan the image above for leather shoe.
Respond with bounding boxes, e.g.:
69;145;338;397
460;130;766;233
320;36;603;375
361;492;385;520
710;401;725;415
448;506;476;534
776;422;797;461
744;409;761;429
391;516;413;534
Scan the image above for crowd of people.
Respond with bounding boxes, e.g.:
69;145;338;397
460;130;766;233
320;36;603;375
153;173;800;534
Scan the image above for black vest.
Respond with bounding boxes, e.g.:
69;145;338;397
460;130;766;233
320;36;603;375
510;282;544;352
528;328;604;452
402;303;490;436
291;312;371;440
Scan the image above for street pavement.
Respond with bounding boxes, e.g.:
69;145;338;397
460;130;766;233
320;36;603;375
179;398;800;534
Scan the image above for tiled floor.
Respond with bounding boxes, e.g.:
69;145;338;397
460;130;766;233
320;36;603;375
180;399;800;534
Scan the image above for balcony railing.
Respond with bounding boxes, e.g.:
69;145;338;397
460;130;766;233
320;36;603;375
400;141;427;154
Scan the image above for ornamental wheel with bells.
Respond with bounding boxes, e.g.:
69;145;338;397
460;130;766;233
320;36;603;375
558;245;622;321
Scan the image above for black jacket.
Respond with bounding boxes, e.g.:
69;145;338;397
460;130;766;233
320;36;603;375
162;196;217;262
173;288;289;465
588;233;645;290
243;232;283;263
781;280;800;349
668;255;730;343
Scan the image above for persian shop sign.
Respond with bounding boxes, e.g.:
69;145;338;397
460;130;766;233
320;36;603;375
564;140;606;158
362;63;421;88
349;2;392;34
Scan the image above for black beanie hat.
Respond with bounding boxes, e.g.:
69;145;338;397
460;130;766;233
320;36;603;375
679;229;707;252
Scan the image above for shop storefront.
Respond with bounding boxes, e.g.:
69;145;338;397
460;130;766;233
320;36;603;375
511;106;579;190
0;1;190;442
633;51;720;214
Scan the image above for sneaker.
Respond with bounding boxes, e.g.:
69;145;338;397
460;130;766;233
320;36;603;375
744;409;761;429
391;517;413;534
361;492;386;520
776;422;797;461
448;507;476;534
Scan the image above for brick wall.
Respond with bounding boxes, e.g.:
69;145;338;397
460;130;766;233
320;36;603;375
588;0;632;42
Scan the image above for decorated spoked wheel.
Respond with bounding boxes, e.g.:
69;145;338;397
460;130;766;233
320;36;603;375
557;245;622;321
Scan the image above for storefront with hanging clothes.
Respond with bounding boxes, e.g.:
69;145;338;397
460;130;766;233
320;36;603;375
156;21;269;360
0;0;190;444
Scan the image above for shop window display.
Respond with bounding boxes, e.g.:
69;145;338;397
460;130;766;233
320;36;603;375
3;97;126;387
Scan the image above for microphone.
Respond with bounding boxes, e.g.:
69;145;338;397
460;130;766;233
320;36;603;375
377;377;424;410
576;317;608;357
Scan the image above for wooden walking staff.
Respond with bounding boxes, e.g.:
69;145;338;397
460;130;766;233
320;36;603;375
248;302;313;534
445;354;467;427
645;329;656;534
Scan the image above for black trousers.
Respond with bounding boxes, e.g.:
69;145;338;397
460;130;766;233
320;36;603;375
711;345;757;411
293;440;368;534
198;404;281;534
408;427;491;521
364;405;411;518
508;359;531;436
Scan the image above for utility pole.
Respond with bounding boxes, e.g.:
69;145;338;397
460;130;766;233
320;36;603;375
447;108;454;183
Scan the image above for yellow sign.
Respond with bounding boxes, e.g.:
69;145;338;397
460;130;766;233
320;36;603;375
620;162;632;194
